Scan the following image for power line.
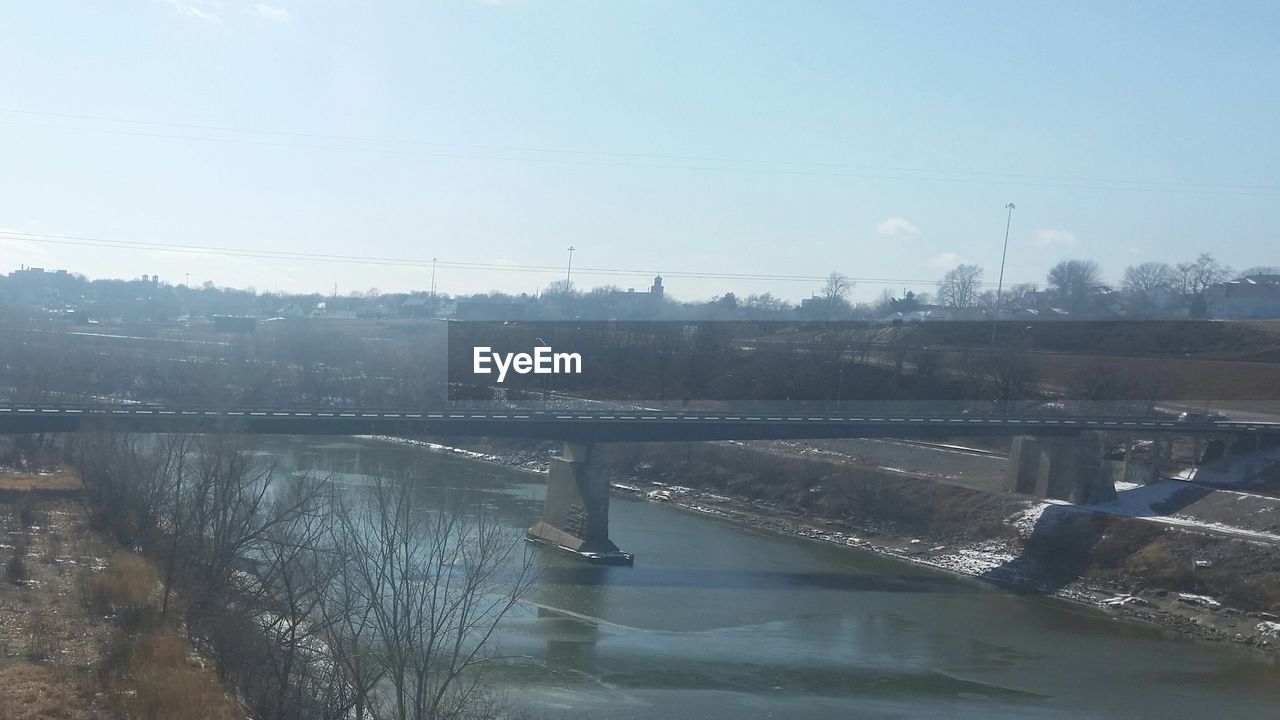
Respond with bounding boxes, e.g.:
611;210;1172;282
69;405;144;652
0;229;1036;288
0;109;1272;195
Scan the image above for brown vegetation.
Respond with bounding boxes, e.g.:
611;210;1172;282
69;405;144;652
0;466;84;492
91;549;160;626
58;429;534;720
0;665;86;720
1;434;245;720
100;628;243;720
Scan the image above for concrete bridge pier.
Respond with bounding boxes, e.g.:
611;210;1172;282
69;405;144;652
1006;433;1117;503
527;442;628;561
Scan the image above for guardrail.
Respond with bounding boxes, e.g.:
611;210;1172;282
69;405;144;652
2;405;1276;442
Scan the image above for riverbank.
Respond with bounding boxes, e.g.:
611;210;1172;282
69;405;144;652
0;469;243;720
361;434;1280;657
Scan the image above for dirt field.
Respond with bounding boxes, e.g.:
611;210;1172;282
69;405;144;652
0;496;113;719
0;485;242;720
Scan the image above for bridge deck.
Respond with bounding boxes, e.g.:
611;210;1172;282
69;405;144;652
2;406;1276;441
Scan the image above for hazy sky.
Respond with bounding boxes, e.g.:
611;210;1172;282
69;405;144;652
1;1;1276;302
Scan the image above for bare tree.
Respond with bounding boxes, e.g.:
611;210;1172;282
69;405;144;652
936;264;984;311
1174;253;1232;296
982;343;1038;411
874;288;895;316
541;279;576;296
330;473;535;720
1121;262;1175;315
743;292;791;318
814;272;854;320
246;475;343;720
821;272;853;302
1046;259;1103;314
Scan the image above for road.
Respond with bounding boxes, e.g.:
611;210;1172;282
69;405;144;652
2;404;1279;441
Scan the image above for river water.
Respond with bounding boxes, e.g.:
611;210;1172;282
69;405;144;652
258;436;1280;720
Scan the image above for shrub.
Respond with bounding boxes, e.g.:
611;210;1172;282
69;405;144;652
43;532;63;566
25;614;56;663
6;551;27;585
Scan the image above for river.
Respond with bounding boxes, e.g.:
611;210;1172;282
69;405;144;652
257;435;1280;720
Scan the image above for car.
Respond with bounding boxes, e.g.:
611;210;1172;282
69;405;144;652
1177;411;1228;424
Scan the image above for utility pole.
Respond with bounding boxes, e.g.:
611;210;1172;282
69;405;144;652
565;245;575;286
991;202;1015;344
430;257;437;296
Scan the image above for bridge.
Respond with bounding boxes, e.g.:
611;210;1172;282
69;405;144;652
3;404;1276;440
5;404;1277;564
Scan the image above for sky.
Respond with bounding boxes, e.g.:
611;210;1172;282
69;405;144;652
1;0;1277;302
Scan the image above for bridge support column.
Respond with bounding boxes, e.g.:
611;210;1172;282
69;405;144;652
527;442;629;562
1006;434;1116;504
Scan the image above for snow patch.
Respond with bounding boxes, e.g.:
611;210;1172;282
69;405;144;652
1102;595;1150;607
1177;592;1221;607
1178;446;1280;487
357;435;506;465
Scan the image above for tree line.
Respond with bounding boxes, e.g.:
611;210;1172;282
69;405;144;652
925;253;1263;318
68;428;533;720
6;250;1268;325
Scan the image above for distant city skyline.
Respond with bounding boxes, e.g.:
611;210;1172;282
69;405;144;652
2;1;1276;302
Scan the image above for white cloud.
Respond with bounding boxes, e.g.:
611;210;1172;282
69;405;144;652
250;3;290;22
877;216;920;236
930;252;962;270
1032;228;1077;247
162;1;223;24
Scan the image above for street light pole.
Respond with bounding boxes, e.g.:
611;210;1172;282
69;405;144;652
836;349;847;413
991;202;1015;344
430;257;437;296
535;336;550;411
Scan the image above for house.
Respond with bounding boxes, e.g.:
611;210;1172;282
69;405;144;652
1206;275;1280;319
277;303;310;318
399;296;439;318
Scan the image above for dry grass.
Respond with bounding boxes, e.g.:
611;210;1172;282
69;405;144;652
91;550;160;625
0;467;84;492
0;665;85;720
0;500;245;720
103;628;244;720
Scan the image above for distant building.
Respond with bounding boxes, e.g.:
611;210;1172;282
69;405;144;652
399;296;439;318
1206;274;1280;319
277;303;310;318
3;266;78;307
603;275;665;318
